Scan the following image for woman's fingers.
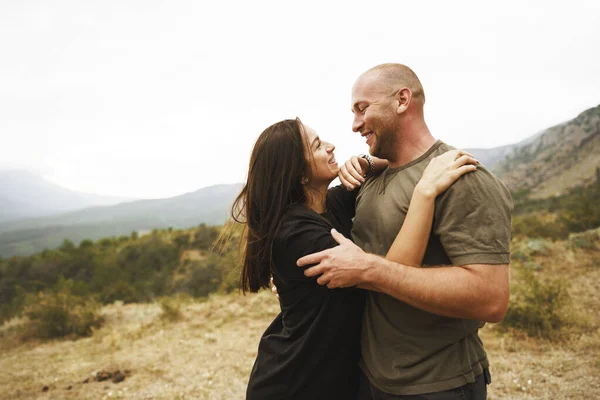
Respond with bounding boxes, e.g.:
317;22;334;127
338;172;354;190
339;160;363;188
270;277;279;299
349;157;366;181
453;155;478;168
453;164;478;179
453;150;474;159
343;171;362;187
437;149;476;163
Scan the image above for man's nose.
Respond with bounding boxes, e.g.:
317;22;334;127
352;115;364;132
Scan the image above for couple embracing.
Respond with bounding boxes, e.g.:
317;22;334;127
229;63;512;400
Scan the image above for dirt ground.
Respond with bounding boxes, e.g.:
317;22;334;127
1;245;599;399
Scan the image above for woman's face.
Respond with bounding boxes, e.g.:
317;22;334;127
302;124;339;185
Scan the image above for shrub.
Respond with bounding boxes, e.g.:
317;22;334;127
510;237;553;262
23;279;104;339
512;214;568;240
159;297;182;322
558;184;600;232
568;228;600;250
99;281;140;304
501;267;571;339
525;238;553;256
218;253;241;293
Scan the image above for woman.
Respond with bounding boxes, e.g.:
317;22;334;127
229;118;477;399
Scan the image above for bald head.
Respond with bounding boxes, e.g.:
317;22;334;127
360;63;425;105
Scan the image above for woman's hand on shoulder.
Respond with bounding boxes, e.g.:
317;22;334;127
416;150;478;198
338;156;368;191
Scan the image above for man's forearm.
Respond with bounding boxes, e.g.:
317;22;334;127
359;254;509;322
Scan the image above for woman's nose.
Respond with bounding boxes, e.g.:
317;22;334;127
327;143;335;152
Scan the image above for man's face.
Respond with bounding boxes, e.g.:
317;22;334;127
351;74;398;160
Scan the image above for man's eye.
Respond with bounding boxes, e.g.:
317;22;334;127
359;105;368;113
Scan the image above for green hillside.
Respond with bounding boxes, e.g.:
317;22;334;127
0;183;242;257
0;223;241;324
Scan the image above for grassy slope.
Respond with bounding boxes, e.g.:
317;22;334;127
1;242;599;400
493;105;600;199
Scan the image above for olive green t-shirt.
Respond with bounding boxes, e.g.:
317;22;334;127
353;141;513;395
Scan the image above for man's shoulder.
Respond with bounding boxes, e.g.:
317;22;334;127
437;141;508;190
437;167;513;218
429;141;455;157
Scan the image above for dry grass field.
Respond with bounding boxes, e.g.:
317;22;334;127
1;241;599;400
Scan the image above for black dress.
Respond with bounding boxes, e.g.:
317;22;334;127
246;186;365;400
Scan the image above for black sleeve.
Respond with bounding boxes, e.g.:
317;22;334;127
326;185;359;221
272;209;339;285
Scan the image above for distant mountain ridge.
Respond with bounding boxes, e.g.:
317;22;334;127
0;183;242;233
0;170;136;223
465;131;546;170
0;183;243;257
1;104;598;257
467;104;600;198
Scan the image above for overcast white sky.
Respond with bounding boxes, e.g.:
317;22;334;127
1;0;599;199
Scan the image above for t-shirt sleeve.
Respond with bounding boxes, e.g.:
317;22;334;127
274;212;341;284
432;168;513;266
326;184;359;221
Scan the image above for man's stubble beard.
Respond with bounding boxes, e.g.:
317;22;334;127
371;128;398;161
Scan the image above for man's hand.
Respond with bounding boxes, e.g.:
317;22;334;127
338;156;368;191
297;229;371;288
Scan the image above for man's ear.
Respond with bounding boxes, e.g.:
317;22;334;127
395;87;412;114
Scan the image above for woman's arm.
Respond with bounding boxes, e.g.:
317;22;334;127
387;187;435;266
386;150;478;266
338;155;388;190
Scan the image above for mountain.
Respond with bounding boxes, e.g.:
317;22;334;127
465;131;546;170
0;183;243;257
0;170;136;222
467;105;600;198
2;104;598;258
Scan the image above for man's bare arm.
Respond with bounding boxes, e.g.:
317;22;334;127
298;231;509;323
361;256;509;322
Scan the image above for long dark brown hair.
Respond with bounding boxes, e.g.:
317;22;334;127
228;118;312;293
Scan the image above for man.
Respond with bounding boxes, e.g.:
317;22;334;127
297;64;513;399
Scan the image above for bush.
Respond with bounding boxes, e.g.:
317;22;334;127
510;238;554;262
501;267;571;339
512;214;568;240
23;279;104;339
568;228;600;250
159;297;182;322
559;184;600;232
525;238;553;256
190;263;219;297
99;281;140;304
